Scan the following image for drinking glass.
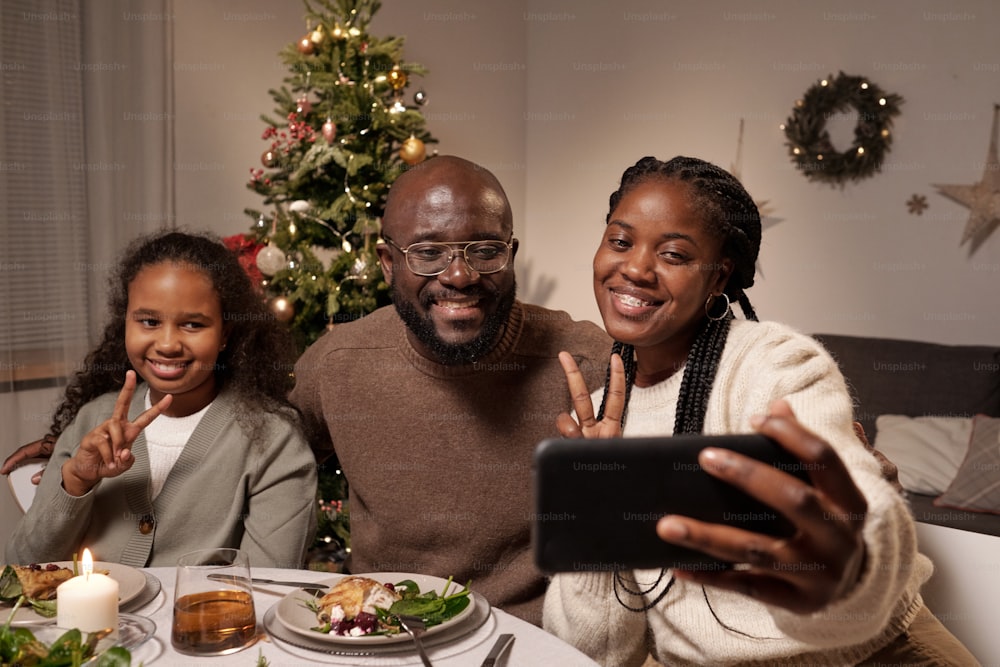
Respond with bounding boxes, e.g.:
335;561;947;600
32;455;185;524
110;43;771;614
171;547;257;656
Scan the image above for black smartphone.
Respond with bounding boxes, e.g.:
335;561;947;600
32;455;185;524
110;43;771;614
532;434;812;572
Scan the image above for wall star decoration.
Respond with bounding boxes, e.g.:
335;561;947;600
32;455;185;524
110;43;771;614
906;194;928;215
933;104;1000;248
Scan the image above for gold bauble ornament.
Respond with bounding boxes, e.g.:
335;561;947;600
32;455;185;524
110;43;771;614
387;65;407;91
400;136;426;165
269;296;295;323
261;149;277;168
309;26;326;46
297;35;315;55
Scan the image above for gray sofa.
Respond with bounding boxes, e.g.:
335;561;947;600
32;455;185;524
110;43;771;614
814;332;1000;535
813;332;1000;664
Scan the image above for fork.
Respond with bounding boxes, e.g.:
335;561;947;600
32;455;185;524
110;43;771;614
397;614;434;667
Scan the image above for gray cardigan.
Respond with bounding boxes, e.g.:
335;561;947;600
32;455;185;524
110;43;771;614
6;386;317;569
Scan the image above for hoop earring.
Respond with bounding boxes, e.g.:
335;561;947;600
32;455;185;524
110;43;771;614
705;292;730;321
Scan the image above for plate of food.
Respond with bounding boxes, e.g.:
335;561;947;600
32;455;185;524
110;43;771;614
0;561;149;626
273;572;476;645
6;614;156;665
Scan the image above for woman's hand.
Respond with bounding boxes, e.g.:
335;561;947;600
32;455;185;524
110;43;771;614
555;351;627;439
656;399;867;614
61;371;172;496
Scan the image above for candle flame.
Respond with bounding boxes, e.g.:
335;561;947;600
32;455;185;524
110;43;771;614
82;548;94;577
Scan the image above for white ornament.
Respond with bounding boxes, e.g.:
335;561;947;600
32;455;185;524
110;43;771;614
256;245;287;277
289;199;311;214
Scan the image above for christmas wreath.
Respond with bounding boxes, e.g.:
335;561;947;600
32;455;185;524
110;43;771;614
782;71;903;186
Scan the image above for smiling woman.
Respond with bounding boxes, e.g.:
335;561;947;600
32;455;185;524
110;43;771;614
543;155;978;667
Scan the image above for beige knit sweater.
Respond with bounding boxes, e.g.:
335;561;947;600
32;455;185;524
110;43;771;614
543;319;931;666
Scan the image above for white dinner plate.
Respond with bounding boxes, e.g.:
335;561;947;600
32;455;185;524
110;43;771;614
274;572;476;645
2;561;148;626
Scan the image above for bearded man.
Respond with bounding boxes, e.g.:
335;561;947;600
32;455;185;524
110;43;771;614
289;155;610;625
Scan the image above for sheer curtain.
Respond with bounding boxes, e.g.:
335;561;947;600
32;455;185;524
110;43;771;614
81;0;176;342
1;0;173;539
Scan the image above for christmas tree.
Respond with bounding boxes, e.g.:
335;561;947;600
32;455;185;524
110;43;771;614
235;0;437;562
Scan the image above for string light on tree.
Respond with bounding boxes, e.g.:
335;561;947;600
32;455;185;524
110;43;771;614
269;296;295;323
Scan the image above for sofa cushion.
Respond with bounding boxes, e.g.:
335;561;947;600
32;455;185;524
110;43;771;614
873;415;972;495
812;334;1000;440
936;415;1000;514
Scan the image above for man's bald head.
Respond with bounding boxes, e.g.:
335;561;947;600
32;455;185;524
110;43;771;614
382;156;513;241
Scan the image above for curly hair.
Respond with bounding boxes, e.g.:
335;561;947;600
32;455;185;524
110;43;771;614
48;230;299;442
597;156;762;435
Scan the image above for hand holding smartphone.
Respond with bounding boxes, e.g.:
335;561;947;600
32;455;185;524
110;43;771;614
532;434;812;572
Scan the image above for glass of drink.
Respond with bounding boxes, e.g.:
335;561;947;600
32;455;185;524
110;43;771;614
171;547;257;656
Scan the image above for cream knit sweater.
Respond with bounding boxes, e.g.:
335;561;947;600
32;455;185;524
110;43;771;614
543;319;931;666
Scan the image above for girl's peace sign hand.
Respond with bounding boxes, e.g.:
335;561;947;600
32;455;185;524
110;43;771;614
555;351;627;439
61;370;172;496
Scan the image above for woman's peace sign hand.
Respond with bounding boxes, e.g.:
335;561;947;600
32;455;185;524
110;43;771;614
555;351;627;439
61;370;172;496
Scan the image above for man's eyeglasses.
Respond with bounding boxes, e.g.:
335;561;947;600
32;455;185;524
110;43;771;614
382;235;514;277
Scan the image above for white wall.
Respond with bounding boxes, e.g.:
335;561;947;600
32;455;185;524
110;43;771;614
520;0;1000;345
172;0;999;345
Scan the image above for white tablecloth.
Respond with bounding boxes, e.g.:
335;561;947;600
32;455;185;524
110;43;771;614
127;567;599;666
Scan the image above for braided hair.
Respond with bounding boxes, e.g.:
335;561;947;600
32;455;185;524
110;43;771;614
596;156;761;435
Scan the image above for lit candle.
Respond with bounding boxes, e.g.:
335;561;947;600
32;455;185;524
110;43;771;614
56;549;119;636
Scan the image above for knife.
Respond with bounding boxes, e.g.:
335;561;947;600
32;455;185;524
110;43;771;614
479;633;515;667
207;573;329;594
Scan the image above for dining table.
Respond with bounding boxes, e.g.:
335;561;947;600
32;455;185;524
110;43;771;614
119;566;600;666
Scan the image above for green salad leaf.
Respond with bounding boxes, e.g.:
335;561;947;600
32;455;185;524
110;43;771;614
0;596;131;666
0;566;57;619
0;568;21;601
386;577;472;628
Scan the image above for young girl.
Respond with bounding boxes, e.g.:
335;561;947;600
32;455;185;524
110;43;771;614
544;157;976;665
6;231;317;568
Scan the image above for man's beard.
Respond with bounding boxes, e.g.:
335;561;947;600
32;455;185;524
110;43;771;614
392;281;517;365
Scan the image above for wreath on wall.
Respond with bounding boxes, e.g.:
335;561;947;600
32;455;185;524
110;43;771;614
782;71;903;186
